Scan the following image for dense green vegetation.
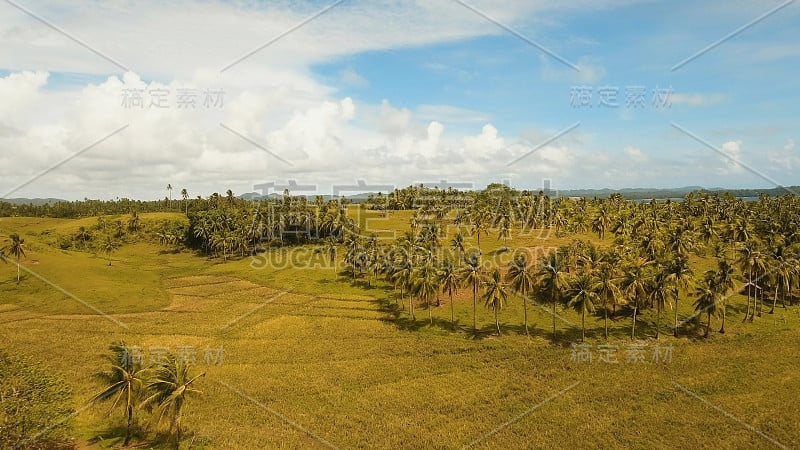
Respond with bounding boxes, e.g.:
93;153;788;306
1;185;798;448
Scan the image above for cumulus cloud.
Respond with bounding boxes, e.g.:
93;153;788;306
623;145;648;162
718;140;744;175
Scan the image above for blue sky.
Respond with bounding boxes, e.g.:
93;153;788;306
0;0;798;199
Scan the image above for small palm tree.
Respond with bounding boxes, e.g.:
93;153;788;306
102;235;118;266
181;189;189;215
91;342;149;447
483;269;508;335
3;233;26;284
142;356;204;450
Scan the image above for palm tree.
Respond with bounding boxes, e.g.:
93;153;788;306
3;234;26;284
181;188;189;215
91;342;149;447
649;269;677;339
439;260;460;329
713;259;735;333
621;259;651;340
483;268;509;335
592;262;621;340
450;232;465;263
505;253;535;336
102;235;118;266
413;262;440;326
566;273;598;342
142;356;204;450
536;251;568;342
166;184;173;205
665;256;693;337
693;278;720;338
458;252;483;331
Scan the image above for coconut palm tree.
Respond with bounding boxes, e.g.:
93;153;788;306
592;262;621;340
166;184;173;205
483;268;509;335
665;256;693;337
713;259;735;333
3;234;26;284
505;253;535;336
566;273;598;342
181;188;189;215
620;259;652;340
439;260;460;328
92;342;149;447
535;251;569;342
413;262;440;326
649;268;677;339
142;356;204;450
101;235;118;266
450;232;465;264
458;252;483;331
693;278;721;338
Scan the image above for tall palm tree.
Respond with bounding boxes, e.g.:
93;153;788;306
592;262;621;340
566;273;598;342
665;256;693;337
713;259;735;333
439;260;460;329
649;269;677;339
621;259;651;340
166;184;173;205
3;233;26;284
142;357;204;450
505;253;535;336
536;251;568;342
693;278;720;338
483;268;509;335
413;262;440;326
458;252;483;331
91;342;149;447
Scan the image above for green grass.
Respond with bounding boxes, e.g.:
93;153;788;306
0;215;798;449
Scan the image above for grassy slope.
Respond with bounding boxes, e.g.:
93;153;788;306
0;213;798;449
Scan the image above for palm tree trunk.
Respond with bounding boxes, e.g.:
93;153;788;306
450;291;455;330
17;262;20;284
719;299;726;334
674;298;680;337
604;300;609;341
429;299;433;326
771;285;778;314
743;274;752;322
523;297;529;336
472;285;477;330
656;302;661;339
631;305;637;340
124;405;133;446
705;311;711;338
581;310;585;342
495;308;500;335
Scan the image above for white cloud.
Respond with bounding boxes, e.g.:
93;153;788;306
623;145;648;162
339;68;368;88
718;140;744;175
